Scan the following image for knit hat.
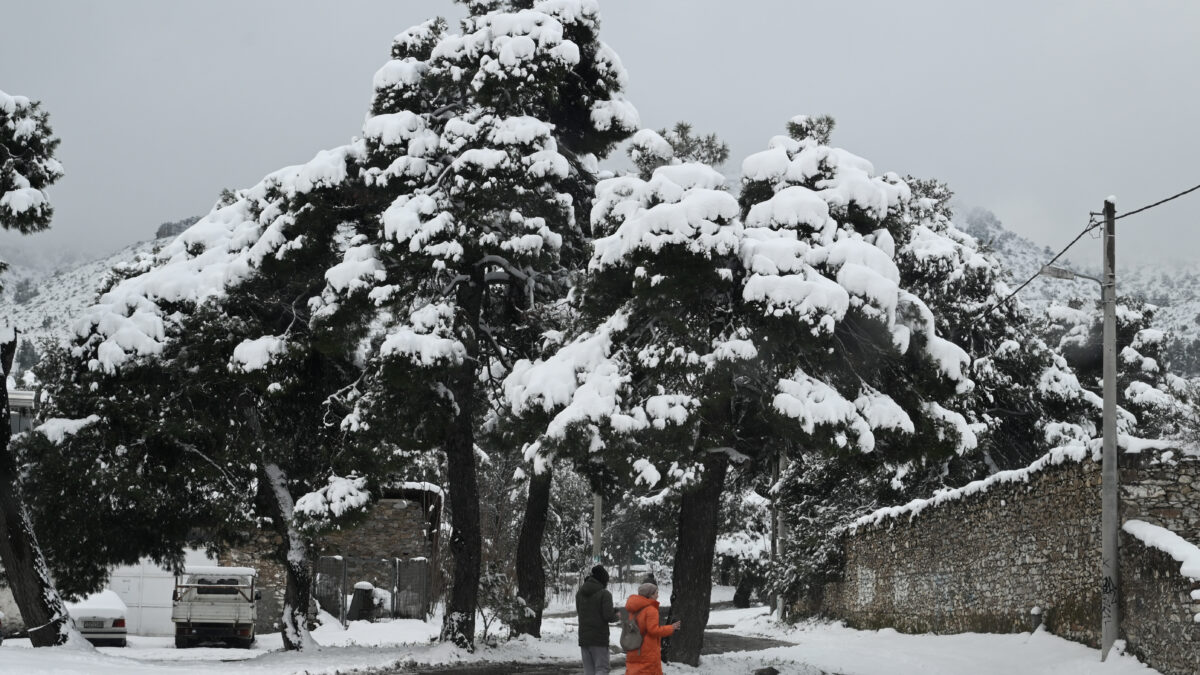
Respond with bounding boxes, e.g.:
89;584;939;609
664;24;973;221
638;582;658;598
590;565;609;585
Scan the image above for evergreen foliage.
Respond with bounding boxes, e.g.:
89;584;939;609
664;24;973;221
32;0;638;651
0;90;62;236
0;89;71;648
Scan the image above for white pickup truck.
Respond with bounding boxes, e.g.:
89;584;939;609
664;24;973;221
171;565;260;648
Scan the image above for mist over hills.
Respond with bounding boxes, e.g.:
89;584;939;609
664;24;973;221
959;207;1200;350
1;210;1197;377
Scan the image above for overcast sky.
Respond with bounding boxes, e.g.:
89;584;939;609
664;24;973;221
3;0;1198;268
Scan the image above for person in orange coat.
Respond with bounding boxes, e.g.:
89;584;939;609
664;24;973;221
623;582;680;675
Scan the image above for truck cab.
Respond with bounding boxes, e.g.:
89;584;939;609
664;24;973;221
171;565;259;648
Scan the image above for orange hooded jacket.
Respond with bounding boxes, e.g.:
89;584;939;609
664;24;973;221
623;593;675;675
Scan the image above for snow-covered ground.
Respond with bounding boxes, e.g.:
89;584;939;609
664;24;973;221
0;601;1160;674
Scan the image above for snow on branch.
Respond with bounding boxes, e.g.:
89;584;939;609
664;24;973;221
35;415;100;444
293;475;372;535
773;368;874;452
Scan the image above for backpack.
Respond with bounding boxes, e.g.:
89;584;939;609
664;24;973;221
618;606;644;651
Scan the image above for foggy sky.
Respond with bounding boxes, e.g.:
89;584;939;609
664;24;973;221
3;0;1199;269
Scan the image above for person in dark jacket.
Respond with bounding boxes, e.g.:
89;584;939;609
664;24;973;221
576;564;618;675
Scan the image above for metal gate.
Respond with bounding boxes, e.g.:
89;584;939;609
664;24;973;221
312;556;432;625
312;556;349;624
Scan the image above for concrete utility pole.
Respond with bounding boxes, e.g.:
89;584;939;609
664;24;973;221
1100;197;1119;660
1037;198;1120;659
591;491;602;564
775;453;790;621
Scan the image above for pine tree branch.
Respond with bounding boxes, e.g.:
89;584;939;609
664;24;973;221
440;274;472;298
477;322;513;372
178;442;239;493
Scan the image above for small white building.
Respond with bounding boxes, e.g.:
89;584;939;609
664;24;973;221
8;388;34;434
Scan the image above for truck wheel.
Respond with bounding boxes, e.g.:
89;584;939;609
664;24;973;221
175;636;191;649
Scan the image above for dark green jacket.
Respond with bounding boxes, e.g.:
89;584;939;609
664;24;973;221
575;575;617;646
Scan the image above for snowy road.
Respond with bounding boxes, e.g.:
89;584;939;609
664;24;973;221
388;630;809;675
0;604;1164;674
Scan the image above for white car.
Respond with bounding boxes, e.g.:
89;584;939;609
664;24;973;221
66;590;128;647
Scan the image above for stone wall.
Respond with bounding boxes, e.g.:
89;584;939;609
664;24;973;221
1122;450;1200;544
315;496;434;560
219;531;288;634
801;449;1200;675
219;489;440;633
1121;536;1200;675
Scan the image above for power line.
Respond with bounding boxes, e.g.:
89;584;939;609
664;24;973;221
980;180;1200;316
1113;181;1200;222
978;217;1100;317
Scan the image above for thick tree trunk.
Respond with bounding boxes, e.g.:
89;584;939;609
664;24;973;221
513;465;553;637
666;451;730;667
440;277;485;650
439;370;483;649
440;390;482;648
262;462;317;651
0;337;70;646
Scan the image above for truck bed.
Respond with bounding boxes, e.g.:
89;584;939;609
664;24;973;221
171;602;254;624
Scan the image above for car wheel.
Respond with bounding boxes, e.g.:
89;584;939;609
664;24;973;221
117;638;127;648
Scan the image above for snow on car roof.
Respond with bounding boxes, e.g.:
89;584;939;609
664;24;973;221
183;565;257;577
66;590;127;620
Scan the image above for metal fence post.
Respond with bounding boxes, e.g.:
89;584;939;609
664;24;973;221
339;557;347;626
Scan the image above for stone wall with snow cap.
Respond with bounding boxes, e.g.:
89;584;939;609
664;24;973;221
800;446;1200;675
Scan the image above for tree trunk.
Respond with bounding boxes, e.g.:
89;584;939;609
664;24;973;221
666;451;729;667
262;462;317;651
513;464;553;637
440;278;484;649
0;336;70;646
440;375;482;648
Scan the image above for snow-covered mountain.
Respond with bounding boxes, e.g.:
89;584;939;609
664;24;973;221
959;206;1200;348
0;238;163;349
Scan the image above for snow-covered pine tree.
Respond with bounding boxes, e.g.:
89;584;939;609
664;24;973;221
506;155;751;666
897;178;1093;474
759;123;1099;605
1045;296;1195;442
507;116;1006;664
0;90;61;236
46;140;384;650
0;88;71;647
316;0;638;646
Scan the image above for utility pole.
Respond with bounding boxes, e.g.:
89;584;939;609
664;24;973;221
1100;197;1119;660
591;491;602;564
775;453;790;621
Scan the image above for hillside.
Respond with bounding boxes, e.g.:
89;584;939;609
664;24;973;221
959;207;1200;370
0;238;163;353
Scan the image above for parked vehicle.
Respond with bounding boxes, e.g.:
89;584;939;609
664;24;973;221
66;590;128;647
171;566;259;648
